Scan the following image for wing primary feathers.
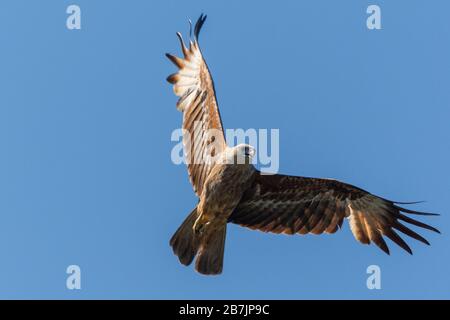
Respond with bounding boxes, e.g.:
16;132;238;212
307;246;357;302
394;204;439;216
384;229;413;254
393;200;426;205
194;14;207;41
380;197;427;205
377;197;438;215
176;32;190;58
188;19;193;40
165;53;184;69
166;73;178;84
393;221;431;245
372;233;390;255
395;212;441;234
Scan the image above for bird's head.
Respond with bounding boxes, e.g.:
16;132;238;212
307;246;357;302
226;144;255;165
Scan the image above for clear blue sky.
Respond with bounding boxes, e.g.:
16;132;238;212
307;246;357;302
0;0;449;299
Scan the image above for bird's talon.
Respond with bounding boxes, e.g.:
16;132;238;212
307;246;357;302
193;220;210;235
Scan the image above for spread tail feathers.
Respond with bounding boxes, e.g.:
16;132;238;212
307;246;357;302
195;223;227;275
169;208;199;266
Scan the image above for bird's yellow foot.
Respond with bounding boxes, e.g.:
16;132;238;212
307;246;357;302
193;216;210;235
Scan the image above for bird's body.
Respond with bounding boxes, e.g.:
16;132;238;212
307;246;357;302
166;14;439;275
196;151;256;228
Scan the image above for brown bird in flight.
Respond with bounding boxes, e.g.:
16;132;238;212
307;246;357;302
166;14;439;275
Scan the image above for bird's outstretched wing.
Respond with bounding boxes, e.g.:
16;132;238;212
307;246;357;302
166;14;226;196
229;172;440;254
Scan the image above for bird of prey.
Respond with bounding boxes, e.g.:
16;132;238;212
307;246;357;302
166;14;439;275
